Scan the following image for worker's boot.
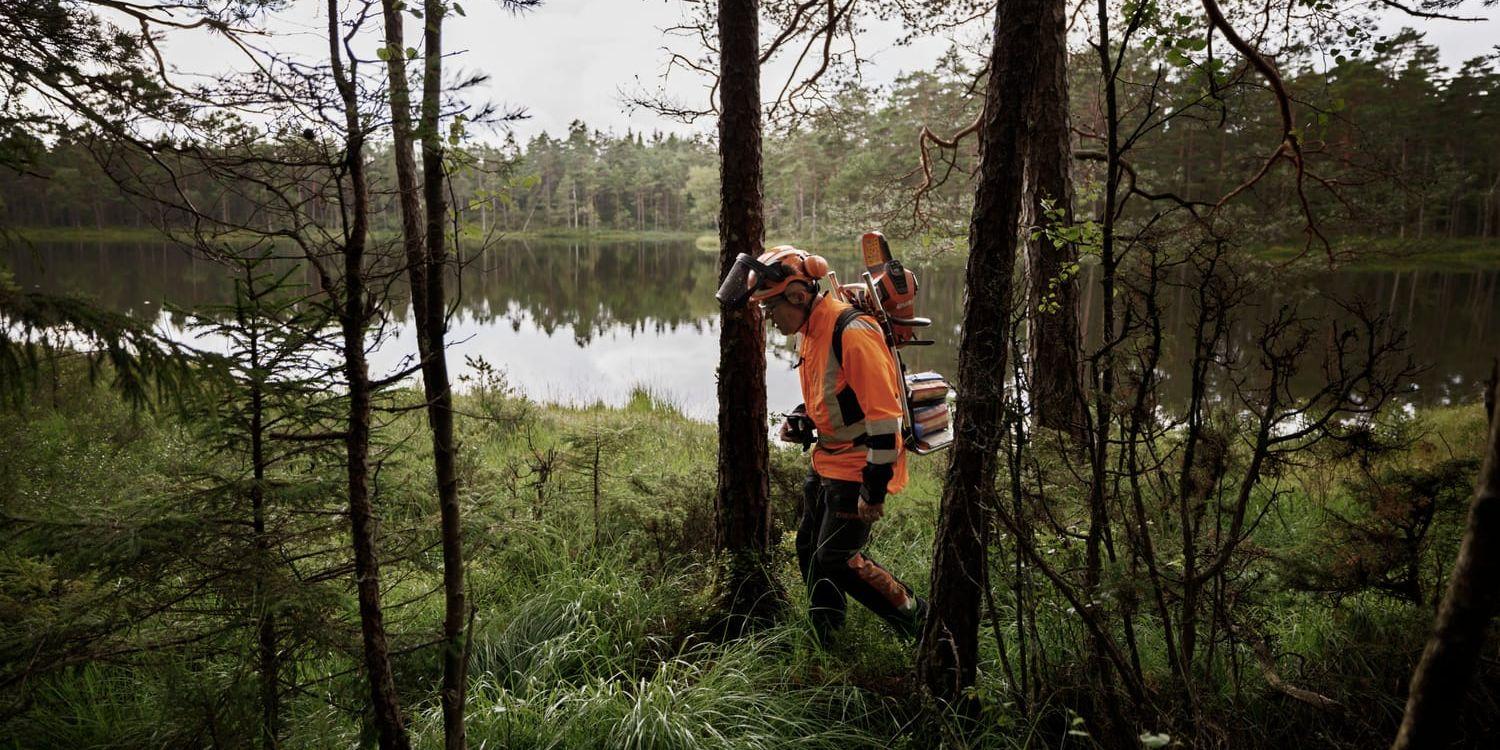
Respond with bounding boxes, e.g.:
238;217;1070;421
892;588;928;641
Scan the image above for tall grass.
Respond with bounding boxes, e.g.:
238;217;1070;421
404;541;894;750
4;369;1495;749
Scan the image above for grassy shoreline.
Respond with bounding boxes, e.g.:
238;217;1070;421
1256;236;1500;270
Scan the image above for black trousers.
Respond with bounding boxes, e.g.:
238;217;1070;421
795;470;917;639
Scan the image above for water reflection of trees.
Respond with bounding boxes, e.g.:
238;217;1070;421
891;262;1500;410
3;241;240;326
455;240;722;345
6;240;1498;407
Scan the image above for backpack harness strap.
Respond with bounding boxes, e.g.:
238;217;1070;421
825;307;875;449
828;306;916;452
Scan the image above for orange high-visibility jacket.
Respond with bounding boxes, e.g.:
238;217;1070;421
798;294;909;494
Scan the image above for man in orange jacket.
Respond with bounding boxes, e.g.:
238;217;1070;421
716;245;927;642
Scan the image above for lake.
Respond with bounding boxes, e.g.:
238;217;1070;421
6;238;1498;419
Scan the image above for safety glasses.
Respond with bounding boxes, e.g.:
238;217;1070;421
758;295;788;314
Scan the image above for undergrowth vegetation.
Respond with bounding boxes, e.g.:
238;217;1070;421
1;365;1494;748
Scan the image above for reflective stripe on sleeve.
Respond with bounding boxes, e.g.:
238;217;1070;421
821;345;846;427
828;421;867;442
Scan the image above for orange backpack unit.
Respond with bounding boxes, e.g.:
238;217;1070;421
826;231;953;454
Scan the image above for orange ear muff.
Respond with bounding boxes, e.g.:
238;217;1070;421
802;254;829;280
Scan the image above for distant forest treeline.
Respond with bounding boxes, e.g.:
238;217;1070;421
4;30;1496;244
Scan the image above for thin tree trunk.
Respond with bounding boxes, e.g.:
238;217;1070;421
418;5;468;746
1417;146;1429;240
1393;369;1500;749
810;183;818;241
1023;0;1084;437
379;3;468;746
329;4;410;747
1084;0;1136;743
249;326;278;750
917;0;1031;705
715;0;781;630
1399;138;1408;239
379;0;430;331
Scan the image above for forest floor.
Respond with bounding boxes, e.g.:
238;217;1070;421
1;369;1496;748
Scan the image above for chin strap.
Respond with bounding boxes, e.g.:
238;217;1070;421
789;289;822;369
786;289;822;369
795;290;822;335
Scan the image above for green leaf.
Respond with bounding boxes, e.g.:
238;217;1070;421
376;46;390;61
406;47;418;59
454;2;466;15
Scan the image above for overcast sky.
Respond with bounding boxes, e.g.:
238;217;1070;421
163;0;1499;143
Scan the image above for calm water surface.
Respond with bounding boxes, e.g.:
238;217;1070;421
6;239;1498;419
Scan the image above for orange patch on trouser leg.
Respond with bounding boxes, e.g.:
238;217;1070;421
847;553;910;610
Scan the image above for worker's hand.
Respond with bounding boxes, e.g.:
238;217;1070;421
857;498;885;524
780;405;815;445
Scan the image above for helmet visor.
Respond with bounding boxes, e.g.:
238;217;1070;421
715;253;784;308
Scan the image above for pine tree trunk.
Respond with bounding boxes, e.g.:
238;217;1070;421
419;4;468;746
329;6;409;746
917;0;1031;704
1399;138;1409;239
1393;372;1500;749
379;3;468;746
1023;0;1083;438
249;332;279;749
715;0;781;631
379;0;430;334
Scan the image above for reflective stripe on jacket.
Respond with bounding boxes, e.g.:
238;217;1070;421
798;294;909;493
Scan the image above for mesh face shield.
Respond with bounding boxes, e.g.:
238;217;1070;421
715;253;786;309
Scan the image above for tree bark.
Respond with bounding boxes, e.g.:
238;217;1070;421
329;5;410;747
378;0;430;334
1022;0;1084;438
917;0;1032;704
1392;371;1500;749
379;3;468;746
418;4;468;747
715;0;782;630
